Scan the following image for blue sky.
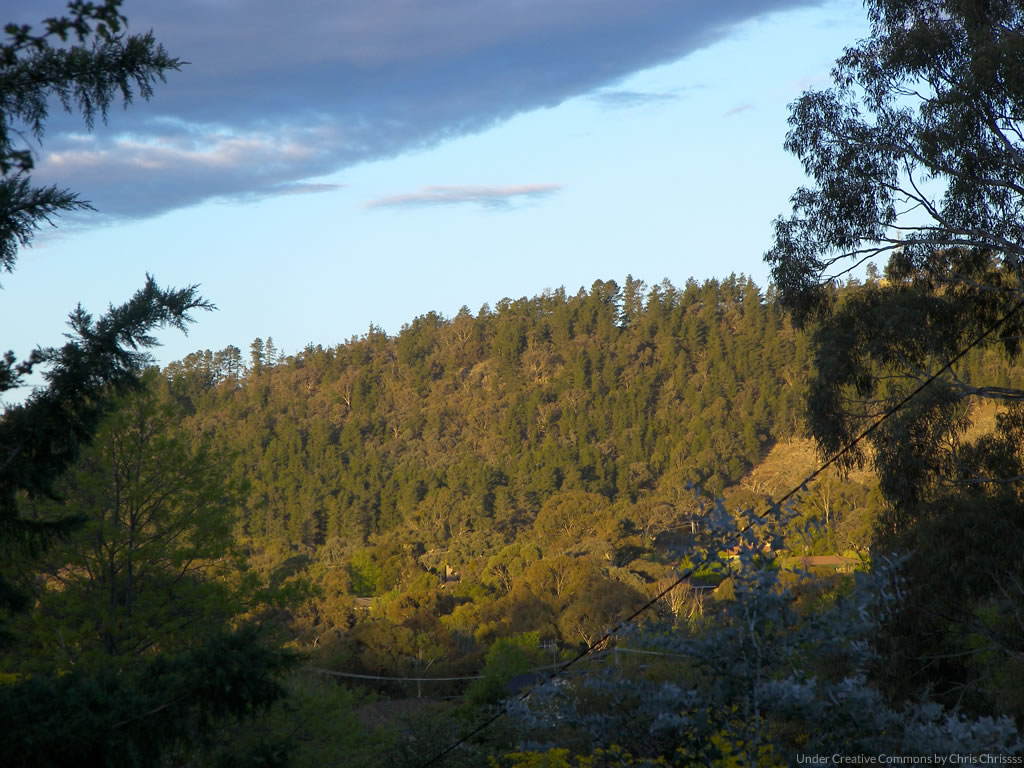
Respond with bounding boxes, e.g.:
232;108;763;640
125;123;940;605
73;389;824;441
2;0;869;396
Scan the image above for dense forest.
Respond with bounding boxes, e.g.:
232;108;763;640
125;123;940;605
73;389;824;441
5;0;1024;765
166;275;808;547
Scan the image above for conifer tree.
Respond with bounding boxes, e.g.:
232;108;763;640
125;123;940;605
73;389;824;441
1;1;207;617
0;6;293;765
249;337;265;376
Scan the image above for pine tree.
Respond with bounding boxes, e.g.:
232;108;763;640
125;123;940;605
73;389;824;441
1;2;204;617
249;337;265;376
0;6;292;764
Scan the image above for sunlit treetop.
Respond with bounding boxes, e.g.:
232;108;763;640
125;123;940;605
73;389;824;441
767;0;1024;324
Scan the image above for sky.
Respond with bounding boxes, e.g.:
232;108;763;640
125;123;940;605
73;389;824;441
2;0;871;396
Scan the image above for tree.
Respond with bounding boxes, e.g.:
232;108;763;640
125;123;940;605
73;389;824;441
533;491;606;546
0;278;210;612
1;2;199;614
0;5;293;764
765;0;1024;503
214;344;243;386
13;374;243;671
767;0;1024;323
465;631;547;706
628;497;677;547
765;0;1024;718
250;337;265;375
264;336;278;367
0;626;295;768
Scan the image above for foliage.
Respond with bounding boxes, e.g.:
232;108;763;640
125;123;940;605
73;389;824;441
873;490;1024;720
163;275;813;552
150;275;890;725
1;0;201;620
0;626;296;768
765;0;1024;502
506;498;1022;766
1;0;181;267
764;0;1024;724
195;672;392;768
7;372;245;672
466;631;548;706
348;548;385;597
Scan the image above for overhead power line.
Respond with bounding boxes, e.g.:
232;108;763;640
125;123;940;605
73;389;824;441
306;659;584;683
307;667;483;682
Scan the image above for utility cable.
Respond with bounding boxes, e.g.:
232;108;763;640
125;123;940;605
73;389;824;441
305;659;585;683
307;667;484;682
416;297;1024;768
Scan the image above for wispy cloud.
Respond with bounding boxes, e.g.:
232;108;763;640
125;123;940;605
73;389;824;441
725;103;755;116
10;0;825;222
364;184;563;210
590;89;679;109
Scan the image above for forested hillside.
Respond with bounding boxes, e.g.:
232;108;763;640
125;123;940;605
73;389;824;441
165;275;810;552
111;266;1020;766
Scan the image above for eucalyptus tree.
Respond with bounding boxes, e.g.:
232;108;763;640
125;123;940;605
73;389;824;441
765;0;1024;505
765;0;1024;718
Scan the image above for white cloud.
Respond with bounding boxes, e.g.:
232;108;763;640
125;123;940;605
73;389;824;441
364;184;564;210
